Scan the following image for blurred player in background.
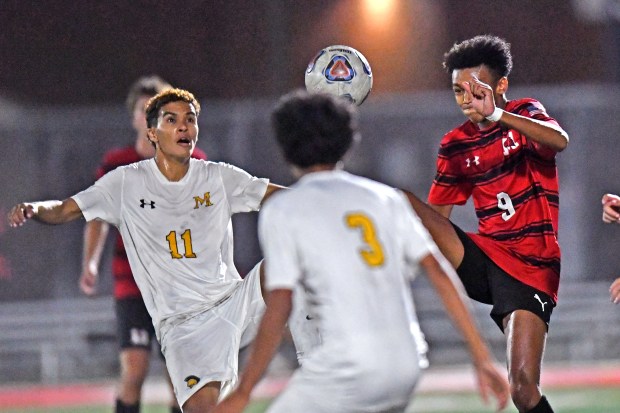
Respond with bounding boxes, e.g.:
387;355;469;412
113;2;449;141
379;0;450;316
213;90;509;413
79;76;206;413
405;35;569;413
600;193;620;303
7;88;280;413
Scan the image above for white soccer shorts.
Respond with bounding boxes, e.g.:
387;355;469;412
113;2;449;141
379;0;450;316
161;262;265;407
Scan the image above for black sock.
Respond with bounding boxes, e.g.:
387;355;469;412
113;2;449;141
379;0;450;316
526;395;554;413
170;407;183;413
115;399;140;413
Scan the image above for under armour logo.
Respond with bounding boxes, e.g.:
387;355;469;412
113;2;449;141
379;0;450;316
534;294;547;312
140;199;155;209
465;156;480;168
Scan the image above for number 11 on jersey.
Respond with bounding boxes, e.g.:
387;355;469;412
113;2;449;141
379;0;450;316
166;229;197;259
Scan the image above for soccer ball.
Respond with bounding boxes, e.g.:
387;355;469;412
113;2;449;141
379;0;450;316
305;45;373;106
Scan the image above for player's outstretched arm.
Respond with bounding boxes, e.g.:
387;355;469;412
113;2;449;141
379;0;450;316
602;193;620;224
7;198;83;228
464;78;569;152
213;289;293;413
420;252;510;411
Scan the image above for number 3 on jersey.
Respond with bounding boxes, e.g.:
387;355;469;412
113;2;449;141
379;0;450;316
346;213;385;267
166;229;197;259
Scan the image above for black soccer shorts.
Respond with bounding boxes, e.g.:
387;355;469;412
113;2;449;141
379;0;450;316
115;297;157;350
451;223;555;332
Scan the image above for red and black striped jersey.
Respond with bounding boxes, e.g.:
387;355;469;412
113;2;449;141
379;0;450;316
428;98;561;301
95;145;207;299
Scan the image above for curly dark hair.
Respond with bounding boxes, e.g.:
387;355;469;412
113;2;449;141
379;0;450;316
443;35;513;80
145;88;201;128
271;90;358;169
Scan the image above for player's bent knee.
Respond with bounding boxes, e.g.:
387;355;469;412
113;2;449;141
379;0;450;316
182;381;220;413
509;380;541;411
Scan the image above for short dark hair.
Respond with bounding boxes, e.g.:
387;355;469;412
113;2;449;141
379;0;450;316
271;90;358;168
145;88;201;128
125;75;171;114
443;35;513;80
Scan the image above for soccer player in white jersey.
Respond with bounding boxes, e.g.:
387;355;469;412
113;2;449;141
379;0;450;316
213;91;510;413
7;88;291;413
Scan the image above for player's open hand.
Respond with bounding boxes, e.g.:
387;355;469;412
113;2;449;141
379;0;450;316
474;360;510;411
463;77;496;119
610;278;620;304
211;390;250;413
602;193;620;223
7;203;36;228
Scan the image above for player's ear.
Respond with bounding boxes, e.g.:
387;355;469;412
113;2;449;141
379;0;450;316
146;128;158;146
495;76;508;95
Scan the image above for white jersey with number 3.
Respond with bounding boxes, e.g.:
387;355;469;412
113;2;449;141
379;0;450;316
259;170;436;412
72;158;268;337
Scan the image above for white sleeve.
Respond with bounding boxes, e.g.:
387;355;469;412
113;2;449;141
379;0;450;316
217;163;269;213
72;167;122;226
258;201;300;291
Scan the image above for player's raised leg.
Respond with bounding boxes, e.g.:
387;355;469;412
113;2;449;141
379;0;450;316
403;190;465;269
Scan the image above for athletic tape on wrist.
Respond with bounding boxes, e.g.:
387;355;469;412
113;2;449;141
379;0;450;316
486;107;503;122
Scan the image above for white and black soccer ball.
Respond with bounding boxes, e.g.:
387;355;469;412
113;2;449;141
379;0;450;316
305;45;373;106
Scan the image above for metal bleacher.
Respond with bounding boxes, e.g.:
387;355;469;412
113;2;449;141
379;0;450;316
0;280;619;385
0;297;118;384
412;279;620;367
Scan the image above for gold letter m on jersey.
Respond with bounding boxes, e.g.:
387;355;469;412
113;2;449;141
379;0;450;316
194;192;214;209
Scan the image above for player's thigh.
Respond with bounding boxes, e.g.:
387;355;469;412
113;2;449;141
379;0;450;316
162;311;238;407
488;267;554;332
237;262;266;349
450;224;494;304
162;277;264;407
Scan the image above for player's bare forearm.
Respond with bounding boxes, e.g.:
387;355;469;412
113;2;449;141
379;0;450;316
421;252;510;410
229;289;292;401
80;220;110;296
7;198;83;227
498;111;569;152
420;253;492;365
82;220;109;272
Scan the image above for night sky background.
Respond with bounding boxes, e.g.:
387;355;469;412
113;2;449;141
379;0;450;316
1;0;616;106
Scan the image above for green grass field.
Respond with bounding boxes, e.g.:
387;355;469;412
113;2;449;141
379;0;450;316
2;387;619;413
